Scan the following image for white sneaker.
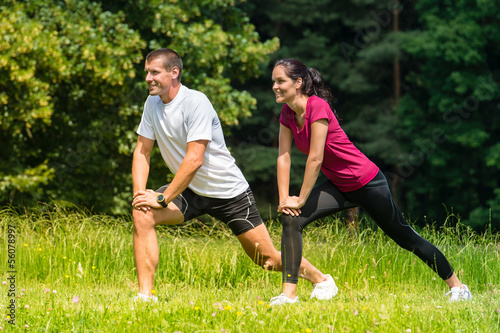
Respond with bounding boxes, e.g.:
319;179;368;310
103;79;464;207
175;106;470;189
133;293;158;303
269;293;299;306
445;285;472;302
310;274;338;300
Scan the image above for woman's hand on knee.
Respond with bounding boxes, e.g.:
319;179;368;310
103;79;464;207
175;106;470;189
278;196;303;216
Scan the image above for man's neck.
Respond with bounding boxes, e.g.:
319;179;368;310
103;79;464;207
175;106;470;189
160;82;182;104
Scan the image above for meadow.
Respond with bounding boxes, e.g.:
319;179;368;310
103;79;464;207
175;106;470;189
1;206;499;332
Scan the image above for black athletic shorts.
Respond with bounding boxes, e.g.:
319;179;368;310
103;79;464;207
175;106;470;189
155;185;263;236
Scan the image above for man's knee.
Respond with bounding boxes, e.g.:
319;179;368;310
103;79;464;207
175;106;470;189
132;208;155;231
248;243;280;270
256;254;279;271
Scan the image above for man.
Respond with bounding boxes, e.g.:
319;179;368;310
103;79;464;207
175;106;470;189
131;48;337;302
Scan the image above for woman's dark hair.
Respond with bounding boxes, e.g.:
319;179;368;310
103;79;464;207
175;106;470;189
274;58;338;118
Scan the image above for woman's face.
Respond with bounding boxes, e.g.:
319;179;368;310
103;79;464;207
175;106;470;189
272;65;301;104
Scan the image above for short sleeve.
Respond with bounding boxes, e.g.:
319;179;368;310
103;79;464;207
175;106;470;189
136;97;156;140
184;93;214;143
279;105;293;128
308;96;333;124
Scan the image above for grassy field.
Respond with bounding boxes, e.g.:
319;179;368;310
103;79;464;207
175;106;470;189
1;206;499;332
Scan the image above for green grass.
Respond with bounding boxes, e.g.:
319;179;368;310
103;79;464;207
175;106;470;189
1;206;499;332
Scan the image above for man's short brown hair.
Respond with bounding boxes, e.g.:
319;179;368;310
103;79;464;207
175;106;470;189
146;48;183;82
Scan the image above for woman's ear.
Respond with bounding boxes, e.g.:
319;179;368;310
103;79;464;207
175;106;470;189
296;77;302;88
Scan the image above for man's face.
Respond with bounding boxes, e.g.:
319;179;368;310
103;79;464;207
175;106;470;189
144;58;175;101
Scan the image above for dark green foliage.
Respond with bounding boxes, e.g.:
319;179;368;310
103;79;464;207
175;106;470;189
395;0;500;229
0;0;277;214
1;0;498;231
237;0;500;230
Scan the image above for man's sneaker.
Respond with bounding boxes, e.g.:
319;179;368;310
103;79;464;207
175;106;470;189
269;293;299;306
445;285;472;302
133;293;158;303
310;274;338;300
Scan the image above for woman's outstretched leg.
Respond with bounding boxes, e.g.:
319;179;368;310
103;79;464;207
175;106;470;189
344;171;472;301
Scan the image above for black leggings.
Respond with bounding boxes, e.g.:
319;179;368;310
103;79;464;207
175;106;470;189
281;170;454;284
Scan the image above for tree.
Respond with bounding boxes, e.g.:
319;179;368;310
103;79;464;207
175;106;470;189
396;0;500;229
238;0;500;230
236;0;404;214
0;0;145;212
0;0;278;214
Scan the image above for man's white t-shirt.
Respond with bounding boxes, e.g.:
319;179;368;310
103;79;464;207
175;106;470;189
136;85;249;198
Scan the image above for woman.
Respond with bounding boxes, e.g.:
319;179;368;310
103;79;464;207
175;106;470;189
269;58;472;305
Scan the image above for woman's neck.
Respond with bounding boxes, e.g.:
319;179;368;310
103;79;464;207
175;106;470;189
287;94;309;116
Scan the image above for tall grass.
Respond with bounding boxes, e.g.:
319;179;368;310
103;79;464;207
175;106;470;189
1;206;499;332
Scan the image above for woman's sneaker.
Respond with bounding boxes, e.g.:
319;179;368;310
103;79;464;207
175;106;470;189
269;293;299;306
310;274;338;300
445;285;472;302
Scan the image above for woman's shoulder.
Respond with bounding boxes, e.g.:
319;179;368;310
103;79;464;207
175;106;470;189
307;96;334;119
308;95;330;108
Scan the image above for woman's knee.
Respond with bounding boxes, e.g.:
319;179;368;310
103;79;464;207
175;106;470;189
282;214;303;233
390;230;424;252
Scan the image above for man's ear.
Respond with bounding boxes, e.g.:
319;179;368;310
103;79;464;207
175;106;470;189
171;66;180;80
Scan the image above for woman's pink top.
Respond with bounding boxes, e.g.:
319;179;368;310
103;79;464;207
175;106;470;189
279;95;379;192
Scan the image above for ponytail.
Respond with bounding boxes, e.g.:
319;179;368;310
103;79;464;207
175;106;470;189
274;59;338;119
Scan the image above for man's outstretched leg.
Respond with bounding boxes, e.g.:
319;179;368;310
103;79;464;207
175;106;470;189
236;224;331;289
